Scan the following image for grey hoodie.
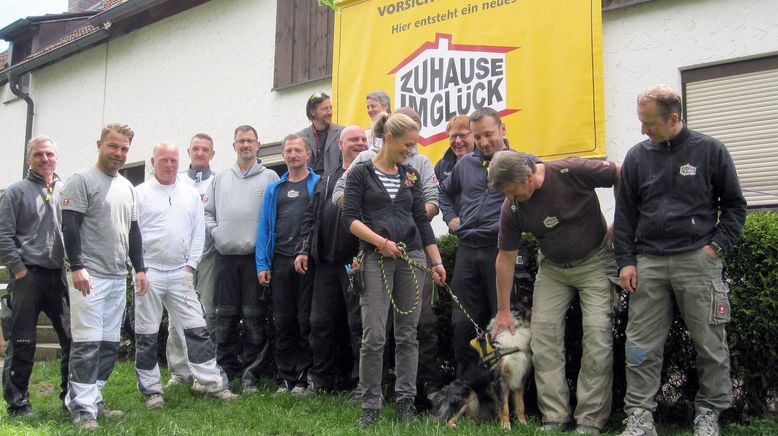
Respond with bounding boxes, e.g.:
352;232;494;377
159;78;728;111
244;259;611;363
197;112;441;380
0;171;64;273
204;160;279;255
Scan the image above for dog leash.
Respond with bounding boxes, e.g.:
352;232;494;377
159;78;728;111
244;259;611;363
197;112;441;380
376;243;486;340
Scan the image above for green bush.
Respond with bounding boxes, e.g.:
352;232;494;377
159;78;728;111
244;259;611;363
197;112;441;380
725;211;778;417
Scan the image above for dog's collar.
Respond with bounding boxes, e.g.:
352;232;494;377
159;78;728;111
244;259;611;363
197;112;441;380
480;347;523;368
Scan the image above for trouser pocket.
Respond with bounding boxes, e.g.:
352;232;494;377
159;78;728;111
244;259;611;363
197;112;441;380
710;280;731;325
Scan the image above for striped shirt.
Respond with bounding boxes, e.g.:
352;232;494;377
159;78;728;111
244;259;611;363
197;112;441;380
373;167;401;199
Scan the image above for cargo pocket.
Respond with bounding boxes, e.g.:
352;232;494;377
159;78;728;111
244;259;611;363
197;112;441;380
709;279;731;325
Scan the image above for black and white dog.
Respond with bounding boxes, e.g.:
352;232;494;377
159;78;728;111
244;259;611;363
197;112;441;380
430;310;533;429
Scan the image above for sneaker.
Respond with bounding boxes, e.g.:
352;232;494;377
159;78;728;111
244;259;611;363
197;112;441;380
355;408;380;428
165;374;188;389
9;406;34;419
396;398;417;422
210;389;241;402
243;384;258;394
694;408;720;436
275;386;291;395
97;408;125;419
75;417;99;431
540;422;566;432
191;379;207;395
145;394;164;410
620;408;657;436
576;424;601;434
291;385;313;399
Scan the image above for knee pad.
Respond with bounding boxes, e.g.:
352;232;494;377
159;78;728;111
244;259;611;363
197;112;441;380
183;327;216;364
135;333;159;370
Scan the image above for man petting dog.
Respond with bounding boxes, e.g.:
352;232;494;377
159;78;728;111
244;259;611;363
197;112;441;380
490;151;620;434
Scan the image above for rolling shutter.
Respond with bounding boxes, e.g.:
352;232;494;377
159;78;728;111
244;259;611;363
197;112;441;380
685;68;778;207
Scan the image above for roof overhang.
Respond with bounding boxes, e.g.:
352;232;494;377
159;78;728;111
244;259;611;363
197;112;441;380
1;28;110;83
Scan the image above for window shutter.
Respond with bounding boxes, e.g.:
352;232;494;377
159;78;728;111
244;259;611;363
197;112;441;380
685;68;778;207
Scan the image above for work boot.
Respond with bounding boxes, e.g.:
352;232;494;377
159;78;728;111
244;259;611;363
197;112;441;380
145;394;164;410
355;408;380;428
211;389;241;402
396;398;417;422
620;408;657;436
694;408;720;436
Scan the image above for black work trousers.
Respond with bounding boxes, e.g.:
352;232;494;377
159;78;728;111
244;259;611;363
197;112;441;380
451;244;499;377
2;266;71;413
212;253;274;387
270;254;314;388
308;261;362;390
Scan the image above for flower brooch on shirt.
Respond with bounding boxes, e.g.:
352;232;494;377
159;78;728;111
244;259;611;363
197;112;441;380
405;171;418;187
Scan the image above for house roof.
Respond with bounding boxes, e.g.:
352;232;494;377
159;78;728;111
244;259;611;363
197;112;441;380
0;0;187;84
23;0;127;61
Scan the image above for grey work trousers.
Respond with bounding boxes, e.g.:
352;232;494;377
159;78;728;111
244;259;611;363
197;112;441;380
532;244;615;429
624;249;732;415
359;250;425;410
166;248;217;382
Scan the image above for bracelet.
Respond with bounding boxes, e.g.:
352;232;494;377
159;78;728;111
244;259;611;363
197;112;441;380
431;262;443;267
378;237;389;251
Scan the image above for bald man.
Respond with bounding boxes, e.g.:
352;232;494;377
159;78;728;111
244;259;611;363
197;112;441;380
134;143;239;410
295;126;367;393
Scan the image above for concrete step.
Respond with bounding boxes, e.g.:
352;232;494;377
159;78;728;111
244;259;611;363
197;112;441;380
37;325;62;343
38;312;52;326
34;343;62;362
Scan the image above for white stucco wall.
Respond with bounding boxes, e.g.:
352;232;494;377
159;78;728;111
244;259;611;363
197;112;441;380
0;0;330;186
0;84;28;181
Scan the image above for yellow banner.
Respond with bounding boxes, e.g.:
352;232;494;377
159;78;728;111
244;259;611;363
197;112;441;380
332;0;605;162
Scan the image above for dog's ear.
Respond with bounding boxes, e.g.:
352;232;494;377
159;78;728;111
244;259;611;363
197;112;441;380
524;308;532;321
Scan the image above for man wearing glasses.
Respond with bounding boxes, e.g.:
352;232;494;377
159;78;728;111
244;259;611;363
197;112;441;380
204;125;279;392
296;92;344;175
434;115;476;184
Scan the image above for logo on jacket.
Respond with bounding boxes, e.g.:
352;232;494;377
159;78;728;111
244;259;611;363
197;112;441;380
63;198;70;206
253;188;264;198
543;216;559;228
679;163;697;176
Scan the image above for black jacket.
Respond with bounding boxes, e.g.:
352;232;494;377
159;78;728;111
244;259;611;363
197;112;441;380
297;166;359;265
614;126;747;268
342;161;435;252
439;147;540;248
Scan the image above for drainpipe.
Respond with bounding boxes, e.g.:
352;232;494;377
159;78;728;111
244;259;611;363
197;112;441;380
8;73;34;179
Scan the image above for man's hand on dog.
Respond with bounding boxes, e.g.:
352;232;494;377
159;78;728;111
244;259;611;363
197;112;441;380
492;309;516;337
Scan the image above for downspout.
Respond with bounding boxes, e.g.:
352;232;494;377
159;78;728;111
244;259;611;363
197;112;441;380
8;73;33;179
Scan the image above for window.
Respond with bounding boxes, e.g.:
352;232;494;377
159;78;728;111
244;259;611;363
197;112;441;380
119;162;146;187
682;55;778;208
273;0;334;90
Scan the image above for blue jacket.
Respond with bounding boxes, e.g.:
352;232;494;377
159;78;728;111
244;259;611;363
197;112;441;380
255;168;320;272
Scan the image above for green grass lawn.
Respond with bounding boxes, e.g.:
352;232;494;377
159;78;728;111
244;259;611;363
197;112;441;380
1;361;776;435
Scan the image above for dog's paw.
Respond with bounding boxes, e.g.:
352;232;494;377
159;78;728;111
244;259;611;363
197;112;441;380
446;420;457;428
500;421;511;431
